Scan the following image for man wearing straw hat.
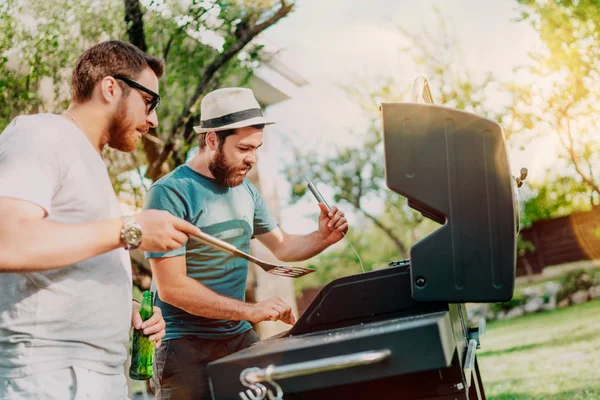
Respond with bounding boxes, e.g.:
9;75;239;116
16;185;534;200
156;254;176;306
144;87;348;400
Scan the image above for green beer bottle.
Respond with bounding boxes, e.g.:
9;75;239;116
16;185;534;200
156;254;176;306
129;290;154;380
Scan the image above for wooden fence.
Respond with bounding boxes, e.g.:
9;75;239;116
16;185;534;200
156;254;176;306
516;207;600;276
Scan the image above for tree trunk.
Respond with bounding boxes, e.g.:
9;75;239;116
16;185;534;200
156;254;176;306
124;0;167;177
124;0;146;51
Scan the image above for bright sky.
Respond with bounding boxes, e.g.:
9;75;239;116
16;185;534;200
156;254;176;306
255;0;552;233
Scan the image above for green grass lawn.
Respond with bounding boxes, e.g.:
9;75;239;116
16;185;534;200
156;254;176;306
478;298;600;399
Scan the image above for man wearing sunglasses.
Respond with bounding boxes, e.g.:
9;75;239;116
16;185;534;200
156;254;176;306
0;40;202;399
114;75;161;115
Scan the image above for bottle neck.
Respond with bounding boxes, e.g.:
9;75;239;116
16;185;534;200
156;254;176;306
139;291;154;321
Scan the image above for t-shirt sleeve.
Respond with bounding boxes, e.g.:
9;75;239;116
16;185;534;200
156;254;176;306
144;183;188;259
0;117;62;216
251;183;279;235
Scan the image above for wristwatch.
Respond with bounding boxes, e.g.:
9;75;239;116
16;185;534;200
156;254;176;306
120;216;143;250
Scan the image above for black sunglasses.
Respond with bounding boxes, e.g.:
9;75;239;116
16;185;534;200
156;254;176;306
114;75;161;114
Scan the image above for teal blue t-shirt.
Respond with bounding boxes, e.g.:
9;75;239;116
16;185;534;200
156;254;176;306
143;165;278;340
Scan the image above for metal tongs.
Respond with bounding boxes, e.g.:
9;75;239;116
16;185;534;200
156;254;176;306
305;176;365;273
189;231;315;278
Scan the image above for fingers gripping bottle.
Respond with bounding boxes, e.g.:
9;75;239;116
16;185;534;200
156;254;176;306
129;291;154;380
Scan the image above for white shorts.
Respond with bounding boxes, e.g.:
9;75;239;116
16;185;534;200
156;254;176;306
0;366;129;400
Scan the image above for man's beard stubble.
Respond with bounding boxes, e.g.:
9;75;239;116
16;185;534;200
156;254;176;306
209;147;252;187
107;100;148;153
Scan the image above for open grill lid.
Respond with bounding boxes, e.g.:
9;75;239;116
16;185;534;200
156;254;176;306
381;78;516;303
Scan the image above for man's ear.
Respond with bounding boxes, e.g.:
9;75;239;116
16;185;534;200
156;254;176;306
206;131;219;150
99;76;120;106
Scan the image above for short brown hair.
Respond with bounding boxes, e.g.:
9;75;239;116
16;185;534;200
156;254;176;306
71;40;165;103
198;124;265;150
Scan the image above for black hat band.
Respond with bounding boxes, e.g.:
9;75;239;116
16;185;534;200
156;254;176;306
200;108;263;129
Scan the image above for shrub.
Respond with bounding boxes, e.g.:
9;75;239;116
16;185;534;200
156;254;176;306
556;269;597;302
490;297;526;314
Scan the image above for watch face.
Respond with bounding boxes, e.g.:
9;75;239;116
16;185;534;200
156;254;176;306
125;226;143;246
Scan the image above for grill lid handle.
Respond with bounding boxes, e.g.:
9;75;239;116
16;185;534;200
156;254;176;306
242;349;391;383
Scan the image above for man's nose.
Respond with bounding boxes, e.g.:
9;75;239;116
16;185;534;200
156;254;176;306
245;150;256;165
147;109;159;128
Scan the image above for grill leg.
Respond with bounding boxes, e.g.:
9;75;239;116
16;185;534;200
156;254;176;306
467;357;486;400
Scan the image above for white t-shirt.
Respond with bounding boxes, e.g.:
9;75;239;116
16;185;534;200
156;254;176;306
0;114;132;378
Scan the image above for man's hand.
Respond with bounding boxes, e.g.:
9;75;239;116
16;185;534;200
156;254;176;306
248;297;296;325
317;203;348;245
134;209;202;253
132;300;166;348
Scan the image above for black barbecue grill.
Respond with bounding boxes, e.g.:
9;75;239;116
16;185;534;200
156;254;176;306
207;78;518;400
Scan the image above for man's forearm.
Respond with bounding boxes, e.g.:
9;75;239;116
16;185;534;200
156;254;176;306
276;231;330;262
0;218;123;272
159;276;255;321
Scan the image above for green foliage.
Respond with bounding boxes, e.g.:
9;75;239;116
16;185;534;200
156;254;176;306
520;175;593;227
0;0;290;202
517;0;600;81
143;0;268;153
516;235;535;256
556;269;598;302
294;220;410;295
0;0;129;194
0;0;123;130
490;297;527;314
509;0;600;206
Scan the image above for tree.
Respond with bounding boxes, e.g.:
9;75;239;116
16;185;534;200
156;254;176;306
510;0;600;210
128;0;294;180
284;9;497;263
293;221;408;294
0;0;123;130
0;0;295;193
520;175;592;228
397;7;498;119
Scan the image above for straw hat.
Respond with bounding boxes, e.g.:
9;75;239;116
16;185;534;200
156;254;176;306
192;87;275;133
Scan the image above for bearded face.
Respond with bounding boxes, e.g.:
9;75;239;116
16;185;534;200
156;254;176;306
209;143;253;187
107;98;150;153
